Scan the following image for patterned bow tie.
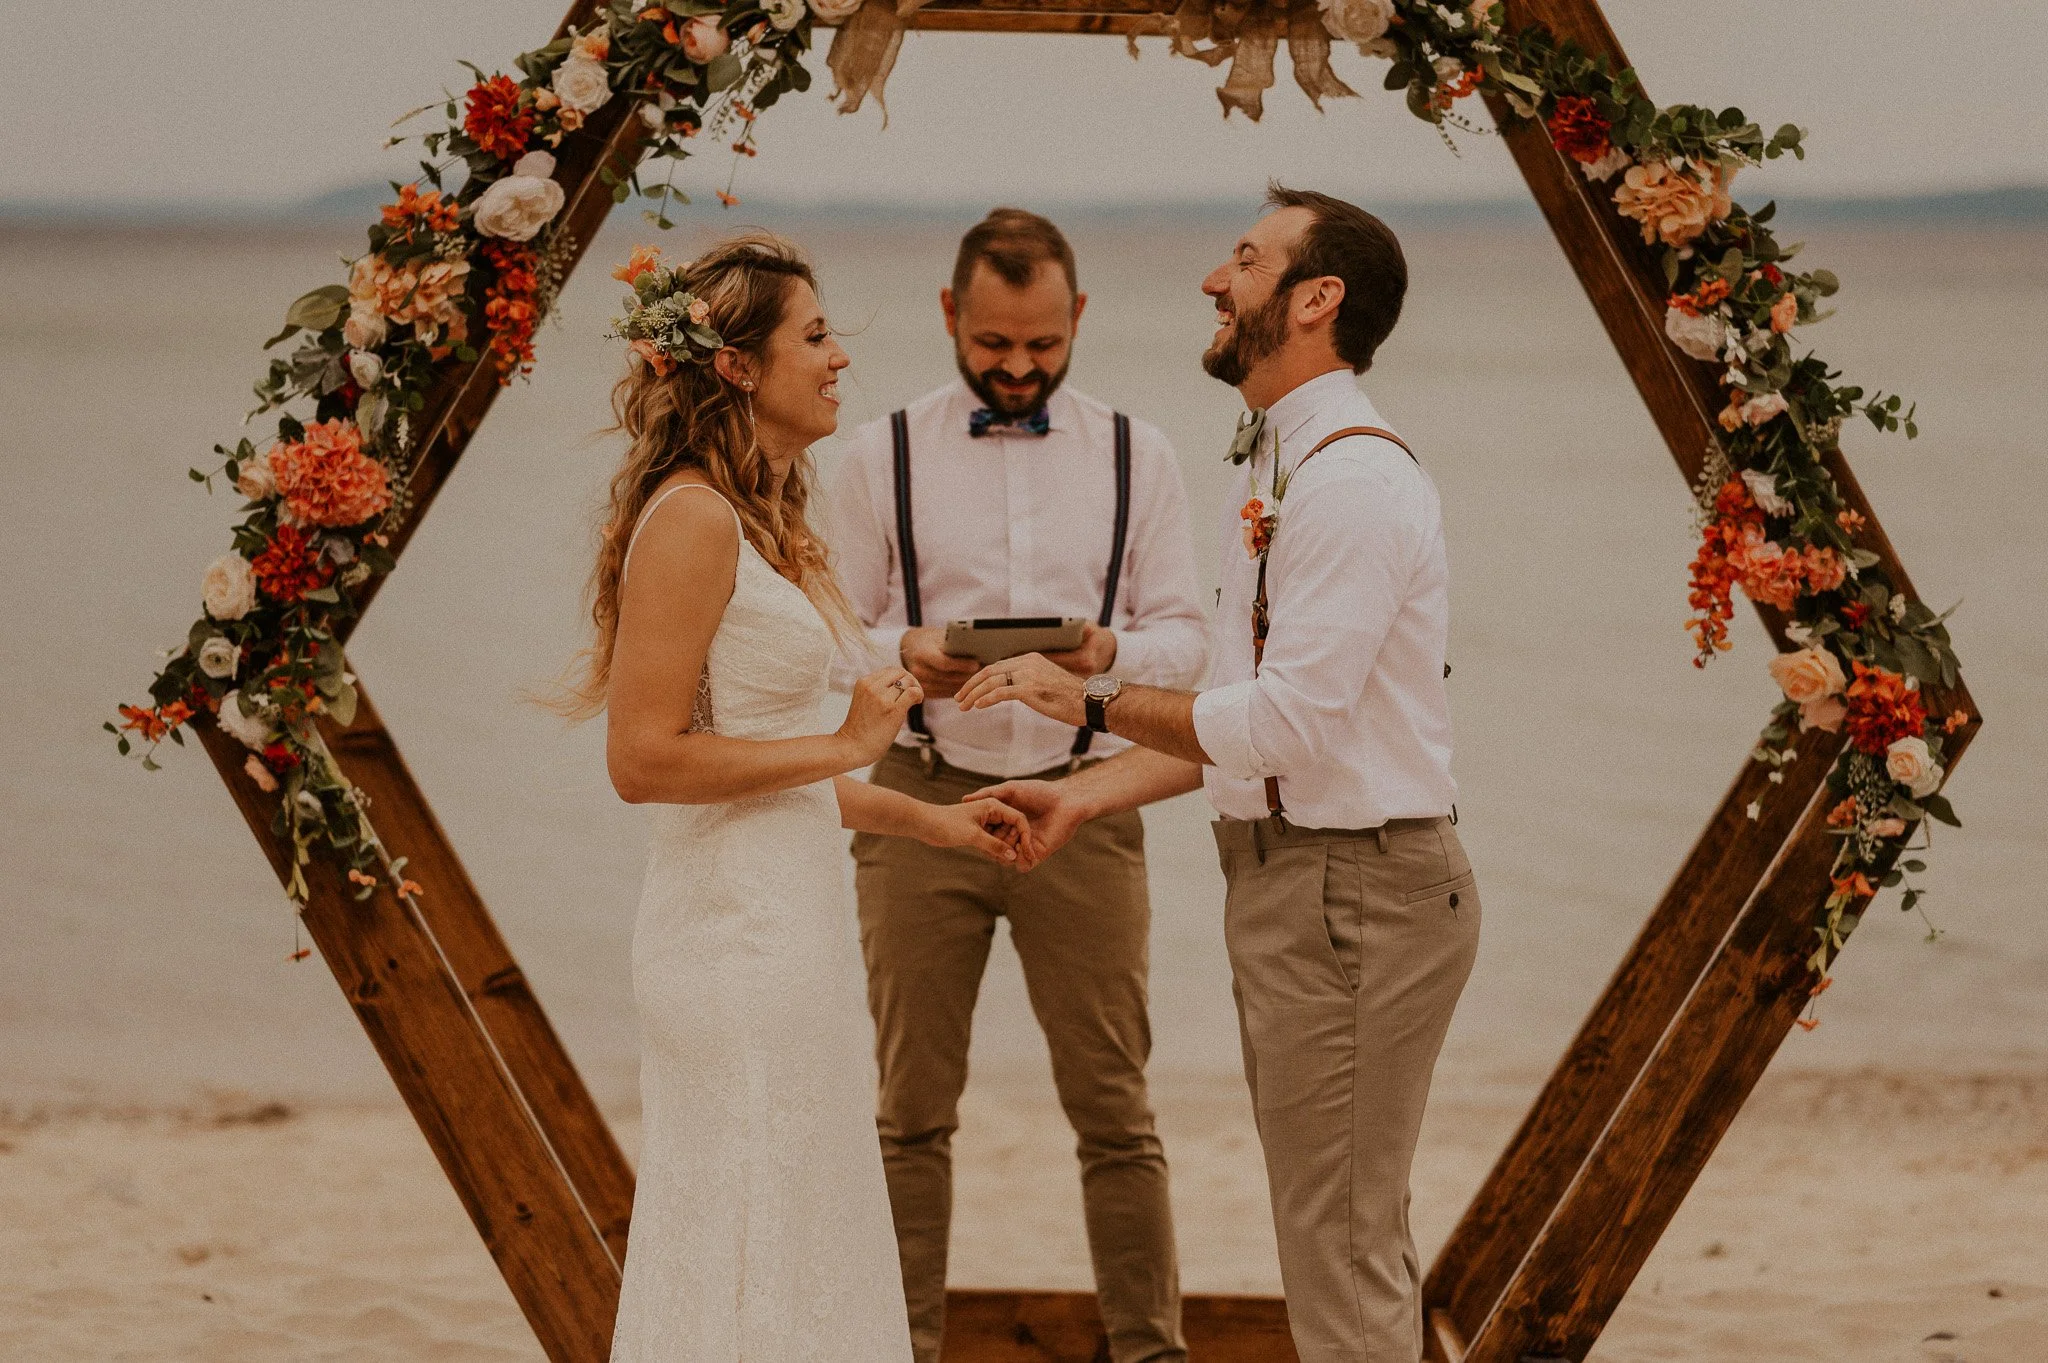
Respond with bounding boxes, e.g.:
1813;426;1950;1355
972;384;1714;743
1226;407;1268;464
969;406;1051;438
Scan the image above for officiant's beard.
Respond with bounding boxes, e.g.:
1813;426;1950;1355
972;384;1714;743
958;351;1070;420
1202;288;1293;388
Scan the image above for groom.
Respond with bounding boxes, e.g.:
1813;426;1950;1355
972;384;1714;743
955;186;1480;1363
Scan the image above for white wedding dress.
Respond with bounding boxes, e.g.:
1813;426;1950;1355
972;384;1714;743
610;485;912;1363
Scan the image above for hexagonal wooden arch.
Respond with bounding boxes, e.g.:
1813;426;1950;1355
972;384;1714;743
193;1;1982;1359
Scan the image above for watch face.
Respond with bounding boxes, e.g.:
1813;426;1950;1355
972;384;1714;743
1084;675;1120;700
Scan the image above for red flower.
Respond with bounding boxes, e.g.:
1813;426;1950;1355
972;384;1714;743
261;741;301;772
1843;662;1927;755
1546;95;1613;164
464;75;536;161
1758;262;1785;286
1840;601;1870;629
479;241;541;383
251;524;335;603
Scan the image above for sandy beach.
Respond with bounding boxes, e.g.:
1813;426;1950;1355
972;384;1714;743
6;1070;2045;1362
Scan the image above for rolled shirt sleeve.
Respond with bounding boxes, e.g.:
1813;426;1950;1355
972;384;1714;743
1192;464;1419;782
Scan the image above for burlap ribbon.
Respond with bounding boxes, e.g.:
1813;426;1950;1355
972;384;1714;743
1172;0;1353;121
826;0;924;118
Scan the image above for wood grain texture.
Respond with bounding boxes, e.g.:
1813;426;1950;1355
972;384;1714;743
318;683;636;1260
941;1291;1295;1362
197;716;622;1363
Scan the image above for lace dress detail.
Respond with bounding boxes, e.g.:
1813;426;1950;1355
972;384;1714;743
610;486;911;1363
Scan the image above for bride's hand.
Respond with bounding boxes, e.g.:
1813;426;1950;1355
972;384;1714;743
837;666;924;766
922;798;1030;865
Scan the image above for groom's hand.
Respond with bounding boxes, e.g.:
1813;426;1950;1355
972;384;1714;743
955;653;1087;727
963;778;1083;871
899;626;981;699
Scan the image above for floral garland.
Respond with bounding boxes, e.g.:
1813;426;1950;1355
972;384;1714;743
118;0;1962;999
111;0;819;902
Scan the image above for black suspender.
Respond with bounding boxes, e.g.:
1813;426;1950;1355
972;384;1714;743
890;408;1133;768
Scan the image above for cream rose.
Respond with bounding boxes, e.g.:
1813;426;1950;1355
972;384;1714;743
765;0;805;29
236;458;277;502
681;16;731;63
202;553;257;621
1318;0;1394;42
197;635;241;680
1741;468;1793;517
472;153;566;242
1664;305;1724;362
1579;145;1632;182
809;0;864;22
1885;736;1944;797
551;54;613;115
1741;392;1789;428
216;691;273;750
347;350;383;388
1768;645;1846;707
342;306;387;350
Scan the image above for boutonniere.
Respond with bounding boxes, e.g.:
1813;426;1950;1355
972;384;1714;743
1240;495;1278;560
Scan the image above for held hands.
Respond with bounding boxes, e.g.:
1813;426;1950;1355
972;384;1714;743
838;666;925;766
898;626;981;700
954;652;1088;728
960;779;1084;871
922;797;1033;866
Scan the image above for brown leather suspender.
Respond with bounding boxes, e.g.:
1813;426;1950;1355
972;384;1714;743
1252;425;1417;817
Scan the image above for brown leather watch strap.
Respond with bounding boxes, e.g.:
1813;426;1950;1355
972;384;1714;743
1251;426;1416;817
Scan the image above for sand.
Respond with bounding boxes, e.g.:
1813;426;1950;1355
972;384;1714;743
4;1069;2043;1362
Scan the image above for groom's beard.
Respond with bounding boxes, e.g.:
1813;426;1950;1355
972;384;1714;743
1202;286;1293;387
957;350;1069;420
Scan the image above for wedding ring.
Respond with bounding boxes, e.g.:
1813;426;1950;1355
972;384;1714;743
1006;672;1015;687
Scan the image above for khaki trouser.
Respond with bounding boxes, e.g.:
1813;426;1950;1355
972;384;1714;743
1212;814;1480;1363
853;745;1186;1363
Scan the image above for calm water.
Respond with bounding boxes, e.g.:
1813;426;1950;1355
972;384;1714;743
3;214;2043;1110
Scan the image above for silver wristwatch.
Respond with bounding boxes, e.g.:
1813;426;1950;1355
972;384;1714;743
1083;674;1123;733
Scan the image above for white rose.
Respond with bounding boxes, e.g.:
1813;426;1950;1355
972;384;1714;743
552;54;613;115
202;553;257;621
215;690;273;750
1318;0;1394;42
197;635;241;680
639;102;666;131
681;15;730;63
1740;391;1789;427
1741;468;1793;517
235;459;276;502
1432;55;1464;83
1579;146;1632;182
294;790;325;819
347;350;383;388
1663;305;1723;362
810;0;863;22
1357;36;1400;60
766;0;805;29
471;166;567;242
1885;736;1944;798
341;306;387;350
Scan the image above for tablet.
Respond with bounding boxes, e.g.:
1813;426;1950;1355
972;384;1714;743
942;616;1087;663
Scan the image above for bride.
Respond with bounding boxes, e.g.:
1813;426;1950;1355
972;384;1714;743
561;232;1031;1361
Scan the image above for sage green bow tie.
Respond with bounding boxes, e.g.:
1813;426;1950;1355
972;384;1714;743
1226;408;1267;465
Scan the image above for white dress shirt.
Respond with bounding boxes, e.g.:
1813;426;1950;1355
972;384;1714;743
1192;369;1457;826
828;380;1209;778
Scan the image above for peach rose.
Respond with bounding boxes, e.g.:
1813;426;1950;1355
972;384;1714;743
681;16;730;64
1885;735;1944;797
342;306;387;350
1770;291;1798;333
244;753;279;793
236;457;277;502
1614;159;1733;250
1798;694;1847;733
1740;391;1789;427
1870;816;1908;839
551;54;613;116
570;25;609;62
203;553;257;621
1769;645;1846;707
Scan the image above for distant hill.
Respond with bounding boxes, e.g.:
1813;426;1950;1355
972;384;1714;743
7;183;2045;229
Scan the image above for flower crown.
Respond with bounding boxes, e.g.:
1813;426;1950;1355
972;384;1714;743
608;245;723;376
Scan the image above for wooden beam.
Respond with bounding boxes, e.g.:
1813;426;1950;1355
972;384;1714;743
198;717;623;1363
319;683;637;1260
941;1290;1296;1361
1420;726;1841;1332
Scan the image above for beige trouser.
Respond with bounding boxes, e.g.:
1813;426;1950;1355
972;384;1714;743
853;745;1185;1363
1212;814;1480;1363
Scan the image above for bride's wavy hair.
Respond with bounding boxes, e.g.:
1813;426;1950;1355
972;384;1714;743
556;231;856;720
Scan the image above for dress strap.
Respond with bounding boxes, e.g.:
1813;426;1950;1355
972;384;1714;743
621;482;739;585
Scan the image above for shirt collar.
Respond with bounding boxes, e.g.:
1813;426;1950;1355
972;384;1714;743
1264;368;1363;452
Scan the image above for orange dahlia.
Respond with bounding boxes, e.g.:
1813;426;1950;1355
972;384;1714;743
268;420;390;528
464;74;535;160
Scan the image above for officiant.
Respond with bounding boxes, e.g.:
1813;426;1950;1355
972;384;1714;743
827;208;1208;1363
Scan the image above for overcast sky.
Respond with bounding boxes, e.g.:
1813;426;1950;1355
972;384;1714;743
4;1;2044;209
